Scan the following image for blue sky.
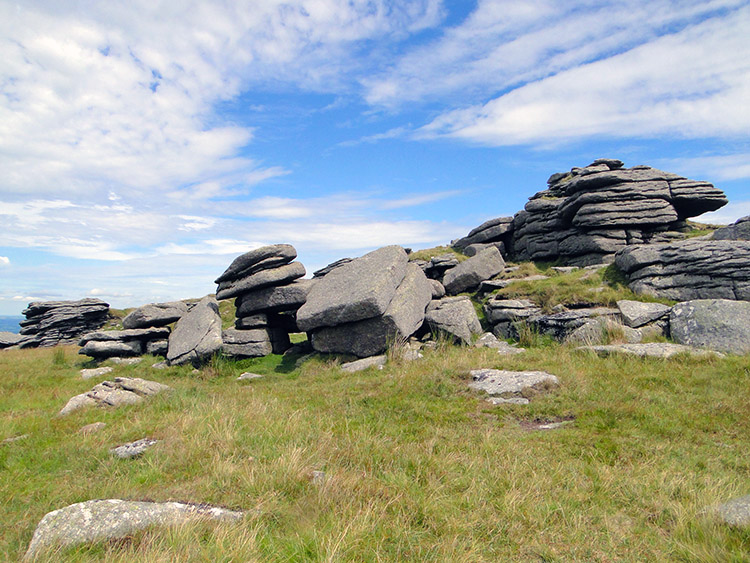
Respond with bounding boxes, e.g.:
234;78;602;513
1;0;749;315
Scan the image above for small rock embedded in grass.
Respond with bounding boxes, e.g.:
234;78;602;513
341;355;386;373
108;357;142;366
714;495;750;527
78;422;106;435
579;342;722;359
151;361;169;370
80;367;113;380
474;332;525;355
59;377;171;416
110;437;158;459
2;434;29;444
237;372;264;381
469;369;559;404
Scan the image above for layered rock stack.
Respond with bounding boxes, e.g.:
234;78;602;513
19;299;110;348
297;246;432;358
215;244;308;357
453;159;728;266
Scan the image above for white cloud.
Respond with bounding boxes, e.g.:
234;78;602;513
416;4;750;145
0;256;9;266
380;190;462;209
697;201;750;225
657;154;750;181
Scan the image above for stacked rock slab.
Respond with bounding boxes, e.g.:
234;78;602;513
215;245;308;357
19;299;110;348
297;246;432;358
452;159;728;266
79;327;171;360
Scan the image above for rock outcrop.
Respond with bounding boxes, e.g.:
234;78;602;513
615;240;750;301
713;215;750;241
78;327;171;360
19;299;110;348
453;159;727;266
167;297;223;366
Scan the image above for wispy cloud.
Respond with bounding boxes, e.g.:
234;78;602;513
380;190;463;209
657;154;750;181
0;256;9;266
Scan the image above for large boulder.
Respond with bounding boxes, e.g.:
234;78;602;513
616;300;671;328
235;279;313;316
310;263;432;357
214;244;297;284
122;301;189;329
712;215;750;241
452;217;513;250
167;297;223;366
424;296;482;344
615;240;750;301
59;377;170;416
25;499;243;559
669;299;750;355
443;247;505;295
216;261;306;301
222;327;290;357
297;246;408;332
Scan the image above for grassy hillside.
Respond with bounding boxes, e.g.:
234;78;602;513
2;339;749;561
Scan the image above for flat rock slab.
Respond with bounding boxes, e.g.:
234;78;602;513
469;369;559;402
0;331;24;348
340;355;387;373
714;495;750;527
122;301;189;329
670;299;750;355
617;300;671;328
24;499;244;559
579;342;720;359
59;377;170;416
216;261;306;301
110;438;158;459
80;367;113;380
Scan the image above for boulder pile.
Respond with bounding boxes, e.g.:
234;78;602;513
453;159;728;266
79;327;171;360
297;246;432;357
215;244;309;358
19;299;110;348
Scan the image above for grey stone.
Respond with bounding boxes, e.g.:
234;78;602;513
713;216;750;241
78;422;106;435
108;357;143;366
214;244;297;284
146;339;168;356
297;246;408;332
19;298;110;348
425;296;482;345
463;241;505;257
0;331;23;348
59;377;170;416
669;299;750;354
443;247;505;295
58;394;98;416
122;301;189;329
78;340;143;359
566;317;642;345
216;261;306;301
579;342;721;358
310;263;432;357
616;300;671;327
312;258;353;278
474;332;525;354
453;217;513;249
79;327;171;344
24;499;244;559
110;438;158;459
167;296;223;366
715;495;750;527
340;355;387;373
151;361;169;370
429;279;446;299
469;369;559;402
235;279;313;315
222;327;290;358
234;313;268;329
530;308;620;340
80;367;113;380
237;372;264;381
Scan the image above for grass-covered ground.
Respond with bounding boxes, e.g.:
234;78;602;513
1;338;749;561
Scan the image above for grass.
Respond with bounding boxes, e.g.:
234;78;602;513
1;339;749;561
408;246;467;263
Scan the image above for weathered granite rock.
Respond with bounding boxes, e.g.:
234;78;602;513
340;355;387;373
216;261;306;301
235;279;313;316
474;332;525;354
24;499;244;559
222;327;290;357
579;342;720;358
422;254;459;281
463;241;506;257
78;422;106;435
80;366;114;380
19;298;110;348
443;247;505;295
0;331;24;348
615;240;750;301
429;279;446;299
59;377;170;415
425;296;482;344
214;244;297;284
566;317;642;344
484;298;541;325
616;300;671;328
312;258;353;278
167;297;223;366
713;216;750;241
122;301;189;329
146;339;169;356
78;340;143;358
453;217;513;250
714;495;750;528
669;299;750;354
310;263;432;357
530;308;620;341
297;246;408;332
237;372;264;381
110;438;158;459
468;369;559;404
78;327;171;360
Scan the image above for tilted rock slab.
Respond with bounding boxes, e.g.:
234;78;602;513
669;299;750;355
425;296;482;345
214;243;297;284
122;301;189;329
25;499;244;559
297;245;408;332
167;297;222;366
310;263;432;357
443;246;505;295
615;240;750;301
616;300;671;328
59;377;170;416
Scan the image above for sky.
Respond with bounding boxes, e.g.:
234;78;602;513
1;0;749;316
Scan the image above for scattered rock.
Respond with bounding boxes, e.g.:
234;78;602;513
474;332;525;354
108;357;143;365
425;296;482;345
669;299;750;354
24;499;244;559
59;377;170;416
78;422;106;435
579;342;721;359
110;438;158;459
714;495;750;528
469;369;559;403
237;372;264;381
712;215;750;241
151;361;169;370
340;355;387;373
167;296;223;366
80;367;114;380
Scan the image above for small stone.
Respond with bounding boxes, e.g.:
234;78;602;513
340;355;387;373
80;367;114;380
151;361;169;370
715;495;750;527
108;357;143;366
487;397;529;405
78;422;106;435
237;372;264;381
110;438;158;459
